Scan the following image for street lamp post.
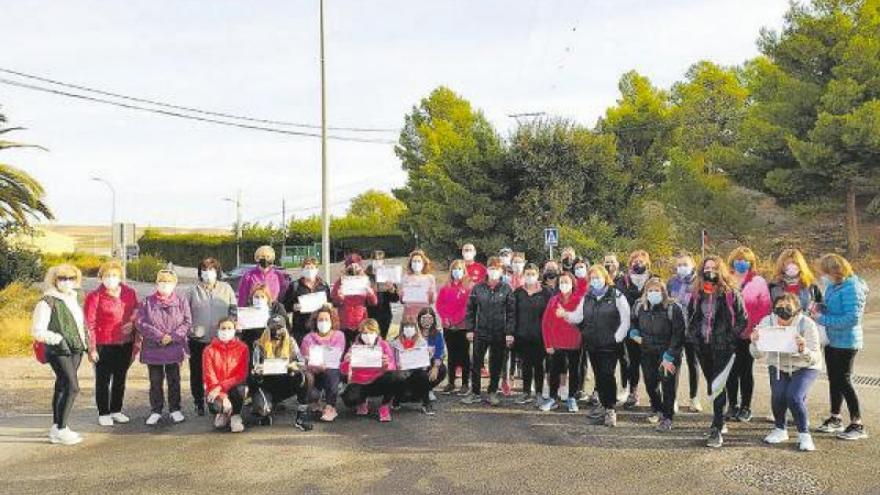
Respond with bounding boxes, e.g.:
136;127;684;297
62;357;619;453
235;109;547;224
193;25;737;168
91;176;123;278
222;190;242;267
319;0;331;282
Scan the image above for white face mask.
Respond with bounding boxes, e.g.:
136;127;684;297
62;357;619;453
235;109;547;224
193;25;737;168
102;276;121;290
157;282;175;296
317;320;332;335
373;259;385;268
201;269;217;284
303;267;318;280
500;256;512;266
411;261;424;274
217;327;236;343
676;265;693;278
361;332;378;346
785;263;800;278
462;250;475;262
524;274;538;286
574;267;587;279
559;282;573;294
646;290;663;306
451;268;464;280
512;262;525;274
57;280;76;293
402;326;417;338
253;297;268;308
488;269;502;281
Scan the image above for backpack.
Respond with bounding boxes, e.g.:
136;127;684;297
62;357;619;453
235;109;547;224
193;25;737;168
32;296;57;364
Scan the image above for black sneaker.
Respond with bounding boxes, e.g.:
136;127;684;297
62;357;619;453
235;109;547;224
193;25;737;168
707;427;723;448
816;416;845;433
725;406;740;422
736;407;753;423
294;410;313;432
391;400;402;411
837;423;868;441
421;402;436;416
195;402;206;417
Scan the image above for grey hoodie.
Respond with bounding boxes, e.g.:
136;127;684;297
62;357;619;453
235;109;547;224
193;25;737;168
186;281;236;343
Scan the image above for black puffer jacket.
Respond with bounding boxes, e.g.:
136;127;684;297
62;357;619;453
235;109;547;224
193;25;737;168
512;286;552;344
281;278;331;335
631;301;686;357
686;289;748;355
465;282;515;342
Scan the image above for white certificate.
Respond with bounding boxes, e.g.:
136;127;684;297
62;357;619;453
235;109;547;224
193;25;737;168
308;345;342;369
342;276;370;296
350;344;383;368
298;291;327;313
262;358;289;376
402;278;430;304
376;266;402;284
756;325;799;354
236;306;270;329
398;348;431;370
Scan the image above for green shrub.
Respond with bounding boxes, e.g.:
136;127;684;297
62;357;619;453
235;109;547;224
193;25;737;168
0;282;42;356
0;236;44;290
41;252;108;277
127;254;167;282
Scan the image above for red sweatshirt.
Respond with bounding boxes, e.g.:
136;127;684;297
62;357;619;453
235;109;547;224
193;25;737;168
84;284;138;349
542;293;583;351
331;279;378;330
465;261;487;285
202;338;249;399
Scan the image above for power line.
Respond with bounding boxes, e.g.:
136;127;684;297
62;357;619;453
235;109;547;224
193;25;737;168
0;78;396;145
0;67;399;133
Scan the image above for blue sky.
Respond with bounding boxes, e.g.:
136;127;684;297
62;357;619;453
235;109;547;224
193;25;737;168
0;0;789;229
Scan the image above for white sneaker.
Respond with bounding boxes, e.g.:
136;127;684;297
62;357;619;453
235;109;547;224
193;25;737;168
689;398;703;413
49;424;59;440
764;428;790;444
55;427;82;446
214;413;229;429
110;412;130;424
169;411;186;424
145;413;162;426
230;414;244;433
98;415;114;427
798;432;816;451
428;391;437;402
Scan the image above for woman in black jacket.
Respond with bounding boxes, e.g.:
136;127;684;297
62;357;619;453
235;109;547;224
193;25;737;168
365;251;400;339
630;278;685;432
687;255;748;449
616;249;653;410
511;263;552;405
281;257;331;345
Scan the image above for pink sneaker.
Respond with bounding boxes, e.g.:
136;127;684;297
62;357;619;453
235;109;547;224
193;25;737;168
355;402;369;416
501;379;512;396
321;405;338;422
378;404;392;422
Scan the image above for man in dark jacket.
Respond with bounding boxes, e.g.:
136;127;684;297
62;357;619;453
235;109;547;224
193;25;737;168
461;257;515;406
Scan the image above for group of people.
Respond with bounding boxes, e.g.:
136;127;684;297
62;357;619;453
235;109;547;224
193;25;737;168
32;242;869;451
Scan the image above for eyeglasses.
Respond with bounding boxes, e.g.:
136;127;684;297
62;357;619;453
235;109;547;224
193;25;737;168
57;276;76;282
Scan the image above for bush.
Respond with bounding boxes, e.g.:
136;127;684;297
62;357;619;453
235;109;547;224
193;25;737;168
0;236;44;290
127;254;167;282
0;282;42;356
41;252;108;277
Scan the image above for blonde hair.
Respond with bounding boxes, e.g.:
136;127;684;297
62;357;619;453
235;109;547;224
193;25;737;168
727;246;757;267
407;249;433;275
254;245;276;262
486;256;503;269
628;250;651;268
359;318;380;334
449;259;466;273
587;265;614;287
156;269;177;283
638;278;672;310
774;248;816;287
44;264;82;289
98;260;124;279
257;327;292;360
818;253;854;283
250;283;272;302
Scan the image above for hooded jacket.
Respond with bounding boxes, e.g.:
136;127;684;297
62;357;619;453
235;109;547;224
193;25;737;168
202;337;249;399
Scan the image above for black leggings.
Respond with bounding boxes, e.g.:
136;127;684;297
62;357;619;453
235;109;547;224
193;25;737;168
208;382;247;415
395;366;448;405
548;349;580;400
726;338;754;410
680;342;701;400
588;348;618;410
574;345;590;395
251;372;311;416
617;342;629;389
148;363;182;414
187;339;208;404
94;343;133;415
48;352;82;429
517;341;545;396
698;347;733;429
445;329;471;388
825;347;861;420
341;373;401;407
624;338;641;393
471;340;505;395
641;352;679;420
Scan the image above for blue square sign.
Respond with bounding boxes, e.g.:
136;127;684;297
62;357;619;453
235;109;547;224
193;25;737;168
544;228;559;247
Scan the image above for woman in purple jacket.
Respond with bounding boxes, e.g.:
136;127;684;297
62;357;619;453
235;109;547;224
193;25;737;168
136;269;192;426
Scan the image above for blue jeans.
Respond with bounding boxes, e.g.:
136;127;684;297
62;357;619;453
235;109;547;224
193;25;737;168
769;366;819;433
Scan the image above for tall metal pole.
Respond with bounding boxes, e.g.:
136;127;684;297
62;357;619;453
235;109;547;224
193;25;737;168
236;189;242;267
320;0;331;282
91;177;122;278
281;197;287;266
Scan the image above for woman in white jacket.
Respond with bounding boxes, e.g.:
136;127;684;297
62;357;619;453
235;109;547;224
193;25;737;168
750;292;822;451
32;264;88;446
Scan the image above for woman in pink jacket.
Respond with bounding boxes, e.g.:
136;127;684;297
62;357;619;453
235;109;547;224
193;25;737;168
436;259;472;394
340;319;400;422
542;272;584;413
726;246;771;423
331;255;378;349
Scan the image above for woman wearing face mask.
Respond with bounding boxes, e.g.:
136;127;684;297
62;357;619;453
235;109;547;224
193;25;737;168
725;247;771;424
603;253;624;287
560;247;577;274
461;257;515;407
687;255;748;448
136;269;192;426
768;249;823;316
462;243;487;286
237;245;290;307
542;260;561;292
559;265;630;427
365;251;400;339
570;258;592;401
331;255;379;349
603;253;627;402
84;261;138;427
250;315;314;431
340;319;400;422
542;273;584;413
32;264;88;445
751;294;822;451
617;250;652;410
186;257;236;416
391;311;447;415
400;249;436;321
436;260;472;395
631;279;685;431
202;318;249;433
301;305;346;422
282;257;331;345
242;285;289;363
666;252;702;413
507;252;527;290
512;263;552;404
812;253;869;441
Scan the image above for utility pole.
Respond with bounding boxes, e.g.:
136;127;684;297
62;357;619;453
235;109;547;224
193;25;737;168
223;190;242;267
281;197;287;266
320;0;331;282
91;176;125;279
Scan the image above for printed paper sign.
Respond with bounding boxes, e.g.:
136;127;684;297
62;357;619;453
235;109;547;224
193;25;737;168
236;306;271;329
756;325;799;354
350;344;383;368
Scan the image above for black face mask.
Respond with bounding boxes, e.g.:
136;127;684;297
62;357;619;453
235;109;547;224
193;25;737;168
604;263;616;273
543;271;558;281
269;327;282;339
774;306;794;321
632;264;647;275
258;259;270;268
702;271;719;283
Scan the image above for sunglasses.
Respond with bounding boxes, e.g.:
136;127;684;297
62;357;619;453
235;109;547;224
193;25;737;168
57;276;77;282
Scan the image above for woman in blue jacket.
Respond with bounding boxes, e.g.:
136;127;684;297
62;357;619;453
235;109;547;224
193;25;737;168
813;254;869;441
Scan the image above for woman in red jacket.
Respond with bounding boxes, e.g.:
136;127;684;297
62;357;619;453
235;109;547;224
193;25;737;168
541;272;584;413
202;318;250;433
331;256;378;349
84;261;139;427
436;259;471;394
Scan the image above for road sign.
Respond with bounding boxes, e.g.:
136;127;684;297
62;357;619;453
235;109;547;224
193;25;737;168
544;228;559;247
